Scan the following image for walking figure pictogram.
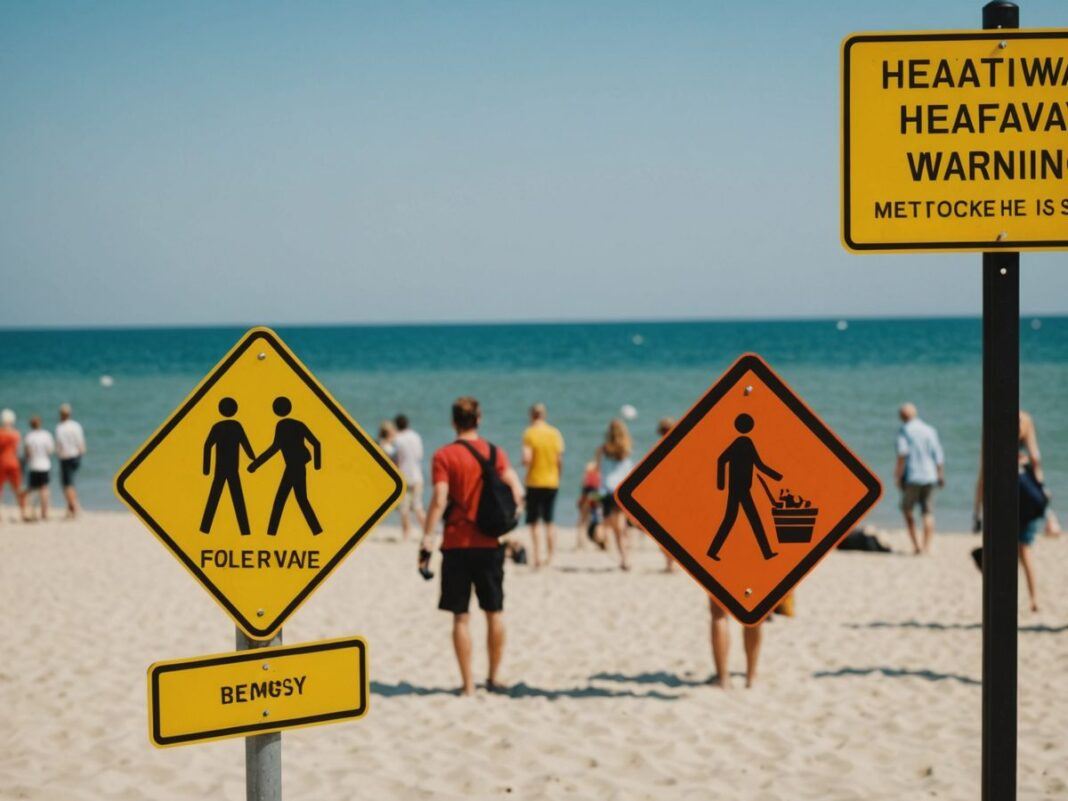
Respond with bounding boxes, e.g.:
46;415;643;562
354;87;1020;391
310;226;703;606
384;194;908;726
200;397;255;536
248;396;323;536
708;413;782;561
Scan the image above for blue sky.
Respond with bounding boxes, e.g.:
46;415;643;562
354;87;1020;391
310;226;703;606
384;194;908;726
1;0;1065;328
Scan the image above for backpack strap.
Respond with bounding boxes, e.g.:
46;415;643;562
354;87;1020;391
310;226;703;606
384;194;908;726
455;439;495;473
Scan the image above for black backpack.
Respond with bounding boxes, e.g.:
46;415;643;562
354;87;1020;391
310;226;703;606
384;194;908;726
455;440;519;538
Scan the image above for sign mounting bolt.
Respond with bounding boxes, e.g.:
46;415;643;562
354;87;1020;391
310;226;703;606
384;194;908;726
744;588;753;597
257;352;267;361
262;663;270;671
256;609;265;617
744;386;753;396
997;232;1008;242
262;709;270;718
998;40;1007;49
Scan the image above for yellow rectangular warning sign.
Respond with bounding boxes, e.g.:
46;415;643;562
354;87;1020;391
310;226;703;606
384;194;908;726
148;636;367;747
842;30;1068;253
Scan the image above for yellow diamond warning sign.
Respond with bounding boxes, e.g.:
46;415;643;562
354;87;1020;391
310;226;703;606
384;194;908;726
842;30;1068;252
115;328;403;639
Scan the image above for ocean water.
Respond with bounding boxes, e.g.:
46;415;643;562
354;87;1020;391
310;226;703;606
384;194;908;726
0;318;1064;532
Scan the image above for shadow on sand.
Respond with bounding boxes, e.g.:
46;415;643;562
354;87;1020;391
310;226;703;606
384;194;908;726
371;680;681;701
589;670;718;688
812;666;980;686
844;620;1068;634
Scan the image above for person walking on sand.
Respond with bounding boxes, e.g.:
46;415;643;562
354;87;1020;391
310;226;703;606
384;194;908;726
55;403;86;518
522;403;565;568
708;413;782;562
419;397;524;695
656;417;678;572
597;418;635;571
199;397;255;536
23;416;55;521
895;403;945;555
0;410;28;522
973;410;1052;613
709;599;763;689
393;414;425;542
377;419;397;462
248;396;323;536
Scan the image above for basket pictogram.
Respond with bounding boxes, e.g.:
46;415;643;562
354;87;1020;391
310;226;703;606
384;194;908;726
757;476;818;544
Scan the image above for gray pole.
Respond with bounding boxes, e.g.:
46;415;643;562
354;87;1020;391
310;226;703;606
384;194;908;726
236;628;283;801
980;5;1020;800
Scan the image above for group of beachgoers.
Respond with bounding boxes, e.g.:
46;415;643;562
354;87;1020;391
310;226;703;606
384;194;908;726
375;399;786;694
0;404;86;522
372;397;1061;696
894;402;1061;613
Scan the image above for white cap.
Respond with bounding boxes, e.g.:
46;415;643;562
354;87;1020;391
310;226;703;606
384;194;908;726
0;409;14;426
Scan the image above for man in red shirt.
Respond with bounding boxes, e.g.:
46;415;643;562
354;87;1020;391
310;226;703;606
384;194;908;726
419;396;524;696
0;409;28;522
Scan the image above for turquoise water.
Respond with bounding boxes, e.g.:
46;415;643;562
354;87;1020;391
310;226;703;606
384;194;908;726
0;318;1064;531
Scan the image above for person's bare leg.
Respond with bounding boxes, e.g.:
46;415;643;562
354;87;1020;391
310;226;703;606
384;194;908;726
612;513;630;570
545;522;556;566
65;485;79;517
575;507;588;550
486;611;506;687
451;613;475;695
709;601;731;688
1045;510;1061;537
660;546;675;572
17;488;29;522
1019;544;1039;612
39;487;50;521
743;623;763;688
903;510;921;554
922;512;935;553
529;522;542;568
399;508;411;542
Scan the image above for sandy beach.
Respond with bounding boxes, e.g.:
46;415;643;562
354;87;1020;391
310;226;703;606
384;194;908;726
0;510;1065;800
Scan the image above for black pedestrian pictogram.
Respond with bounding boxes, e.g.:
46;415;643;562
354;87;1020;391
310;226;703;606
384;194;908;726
200;397;255;536
707;413;782;561
248;396;323;536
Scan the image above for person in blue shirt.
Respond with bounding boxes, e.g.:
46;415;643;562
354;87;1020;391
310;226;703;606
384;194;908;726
895;403;945;555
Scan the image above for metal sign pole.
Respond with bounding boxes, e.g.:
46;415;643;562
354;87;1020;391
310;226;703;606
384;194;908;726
236;627;283;801
980;5;1020;800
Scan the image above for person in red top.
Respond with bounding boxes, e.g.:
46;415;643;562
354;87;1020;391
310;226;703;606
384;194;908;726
420;396;524;696
0;409;29;522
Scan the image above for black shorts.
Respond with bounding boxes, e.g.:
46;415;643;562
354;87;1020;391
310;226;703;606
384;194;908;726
601;494;619;517
439;547;505;614
60;457;81;488
525;487;558;524
28;470;50;489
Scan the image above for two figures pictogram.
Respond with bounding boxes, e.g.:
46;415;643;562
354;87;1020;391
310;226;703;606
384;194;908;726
200;396;322;536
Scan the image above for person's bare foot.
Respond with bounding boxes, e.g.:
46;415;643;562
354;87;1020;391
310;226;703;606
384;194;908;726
745;675;756;689
485;678;509;694
1031;602;1040;613
458;684;475;697
709;673;731;689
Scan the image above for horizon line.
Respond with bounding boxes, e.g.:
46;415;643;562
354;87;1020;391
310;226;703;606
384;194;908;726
0;310;1062;335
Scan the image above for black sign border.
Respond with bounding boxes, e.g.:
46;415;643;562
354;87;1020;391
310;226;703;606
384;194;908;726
615;353;882;625
116;329;404;639
842;30;1068;252
149;638;367;746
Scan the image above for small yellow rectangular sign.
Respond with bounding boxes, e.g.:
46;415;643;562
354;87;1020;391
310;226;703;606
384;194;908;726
148;636;368;747
842;29;1068;253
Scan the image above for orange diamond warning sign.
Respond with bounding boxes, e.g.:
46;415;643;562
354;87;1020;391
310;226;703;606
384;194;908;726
616;353;881;625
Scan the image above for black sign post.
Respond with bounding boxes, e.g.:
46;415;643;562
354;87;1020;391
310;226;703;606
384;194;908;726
980;4;1020;800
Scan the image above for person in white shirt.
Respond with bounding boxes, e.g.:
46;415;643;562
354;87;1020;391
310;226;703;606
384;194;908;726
392;414;425;541
23;415;55;521
55;403;87;518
